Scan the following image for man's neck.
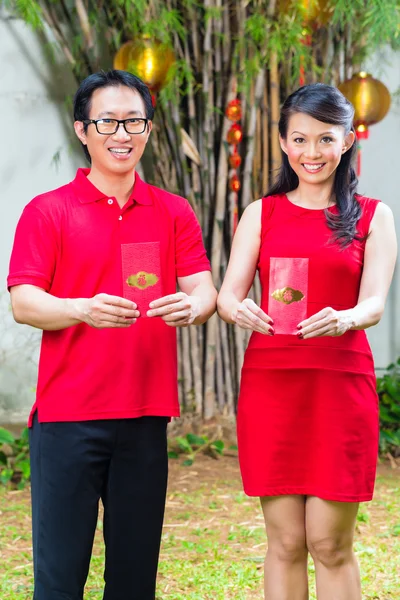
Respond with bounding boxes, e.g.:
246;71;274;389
87;167;136;208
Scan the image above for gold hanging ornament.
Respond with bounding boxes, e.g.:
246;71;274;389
338;72;391;175
280;0;333;85
338;72;391;139
279;0;333;28
114;36;176;94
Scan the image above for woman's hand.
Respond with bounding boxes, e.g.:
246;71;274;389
232;298;274;335
297;307;356;339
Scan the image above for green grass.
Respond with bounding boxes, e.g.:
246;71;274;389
0;458;399;599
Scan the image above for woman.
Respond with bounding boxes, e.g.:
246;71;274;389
218;83;397;600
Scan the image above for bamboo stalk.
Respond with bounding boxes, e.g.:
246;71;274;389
184;37;201;215
75;0;94;50
210;74;237;281
214;0;223;115
204;313;217;419
262;83;270;193
332;31;342;87
181;326;193;410
216;320;225;412
157;101;184;194
220;310;235;415
253;101;262;200
242;69;265;208
201;0;213;240
206;15;216;200
177;325;184;409
189;326;203;414
269;54;281;180
222;2;231;73
345;23;352;81
189;2;201;71
171;102;192;199
39;3;76;68
234;325;245;390
321;26;334;83
229;190;237;240
253;271;262;307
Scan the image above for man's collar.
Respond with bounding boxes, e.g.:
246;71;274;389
72;168;153;205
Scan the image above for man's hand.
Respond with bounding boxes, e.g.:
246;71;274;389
297;307;356;339
147;292;201;327
232;298;274;335
72;294;140;328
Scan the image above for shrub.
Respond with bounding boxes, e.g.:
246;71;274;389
0;427;30;488
377;358;400;455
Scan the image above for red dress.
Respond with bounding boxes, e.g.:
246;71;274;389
237;194;380;502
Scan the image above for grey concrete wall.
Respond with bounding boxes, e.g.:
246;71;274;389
359;49;400;371
0;12;81;423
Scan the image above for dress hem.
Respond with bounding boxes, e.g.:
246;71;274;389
244;488;373;503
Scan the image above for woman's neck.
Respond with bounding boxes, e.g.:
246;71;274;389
287;179;335;209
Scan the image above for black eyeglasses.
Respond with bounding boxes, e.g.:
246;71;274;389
82;118;149;135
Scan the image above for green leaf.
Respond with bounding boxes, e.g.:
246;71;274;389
0;468;14;485
380;430;400;445
168;451;179;459
380;406;399;424
385;378;400;401
0;428;15;445
0;451;8;466
186;433;206;446
176;437;193;453
392;524;400;536
16;460;30;480
182;458;194;467
211;440;224;455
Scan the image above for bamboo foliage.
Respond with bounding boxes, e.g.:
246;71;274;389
7;0;400;418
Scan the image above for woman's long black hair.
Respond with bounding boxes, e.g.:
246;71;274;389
267;83;361;247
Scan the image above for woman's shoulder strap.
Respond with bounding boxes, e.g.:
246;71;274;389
261;194;279;222
356;195;381;236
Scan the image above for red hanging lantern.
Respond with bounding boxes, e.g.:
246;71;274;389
227;124;243;145
229;152;242;169
225;95;243;235
229;174;241;193
225;99;242;122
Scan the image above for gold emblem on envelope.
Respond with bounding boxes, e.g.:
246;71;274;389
127;271;159;290
271;286;304;305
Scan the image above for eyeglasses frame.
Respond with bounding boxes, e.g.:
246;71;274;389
82;118;150;135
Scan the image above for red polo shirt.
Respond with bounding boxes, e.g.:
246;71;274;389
8;169;210;425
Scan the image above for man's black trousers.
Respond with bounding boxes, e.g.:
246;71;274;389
29;413;169;600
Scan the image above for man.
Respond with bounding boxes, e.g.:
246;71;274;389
8;69;217;600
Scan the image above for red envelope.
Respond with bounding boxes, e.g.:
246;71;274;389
268;257;309;334
121;242;163;317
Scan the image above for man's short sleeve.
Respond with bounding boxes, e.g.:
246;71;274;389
175;201;210;278
7;203;58;292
